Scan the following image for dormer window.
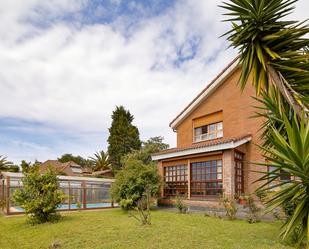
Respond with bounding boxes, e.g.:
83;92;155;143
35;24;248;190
70;166;82;174
194;121;223;142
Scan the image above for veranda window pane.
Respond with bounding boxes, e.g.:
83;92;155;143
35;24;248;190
0;172;115;214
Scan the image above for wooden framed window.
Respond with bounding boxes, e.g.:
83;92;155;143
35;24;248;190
268;166;291;183
190;160;223;197
234;152;244;196
163;165;188;197
194;122;223;142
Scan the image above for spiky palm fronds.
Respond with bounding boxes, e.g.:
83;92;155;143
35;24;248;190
256;113;309;246
0;155;13;171
252;85;293;148
221;0;309;116
89;151;111;171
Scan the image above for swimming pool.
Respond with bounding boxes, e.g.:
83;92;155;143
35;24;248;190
12;202;116;212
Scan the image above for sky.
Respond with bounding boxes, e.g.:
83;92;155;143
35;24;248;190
0;0;308;164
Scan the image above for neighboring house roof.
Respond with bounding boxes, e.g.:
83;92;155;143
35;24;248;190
169;57;239;129
40;160;82;174
151;134;252;161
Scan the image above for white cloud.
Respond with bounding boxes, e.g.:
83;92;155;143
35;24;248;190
0;0;308;163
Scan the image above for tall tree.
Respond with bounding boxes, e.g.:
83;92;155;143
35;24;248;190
58;154;87;167
221;0;308;246
89;151;111;171
107;106;141;170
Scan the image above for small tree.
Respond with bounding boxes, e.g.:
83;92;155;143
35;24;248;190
107;106;141;170
123;136;169;165
175;194;188;214
111;158;160;225
220;193;238;220
13;168;64;224
244;195;260;224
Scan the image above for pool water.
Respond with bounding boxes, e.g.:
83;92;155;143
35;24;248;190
13;202;115;212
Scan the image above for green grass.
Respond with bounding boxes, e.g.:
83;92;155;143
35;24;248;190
0;209;294;249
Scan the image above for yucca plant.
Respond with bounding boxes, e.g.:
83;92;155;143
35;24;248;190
257;113;309;247
253;85;293;148
221;0;309;246
220;0;309;117
89;150;111;171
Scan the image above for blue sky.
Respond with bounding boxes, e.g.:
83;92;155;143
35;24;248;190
0;0;308;164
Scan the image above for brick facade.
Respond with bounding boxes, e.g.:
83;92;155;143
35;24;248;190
153;63;266;207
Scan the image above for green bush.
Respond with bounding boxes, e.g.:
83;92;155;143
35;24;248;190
111;158;160;209
220;195;238;220
244;195;260;224
175;195;188;214
13;168;64;224
111;158;160;225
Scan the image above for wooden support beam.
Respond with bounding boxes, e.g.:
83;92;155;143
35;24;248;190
187;159;191;199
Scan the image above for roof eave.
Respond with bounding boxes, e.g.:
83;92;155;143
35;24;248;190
151;136;251;161
169;58;239;129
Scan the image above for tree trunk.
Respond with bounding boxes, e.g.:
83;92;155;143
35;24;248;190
266;63;306;118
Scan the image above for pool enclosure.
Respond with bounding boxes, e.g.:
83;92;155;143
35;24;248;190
0;172;116;215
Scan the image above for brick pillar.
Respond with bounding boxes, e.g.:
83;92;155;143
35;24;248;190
157;161;164;198
223;149;235;199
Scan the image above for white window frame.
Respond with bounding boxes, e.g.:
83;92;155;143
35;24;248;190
194;122;223;142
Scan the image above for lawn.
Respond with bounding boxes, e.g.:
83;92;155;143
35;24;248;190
0;209;294;249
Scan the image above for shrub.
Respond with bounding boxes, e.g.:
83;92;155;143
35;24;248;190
111;158;160;225
220;195;238;220
13;168;64;224
128;186;152;225
175;195;188;214
0;199;6;210
244;195;260;224
76;201;82;210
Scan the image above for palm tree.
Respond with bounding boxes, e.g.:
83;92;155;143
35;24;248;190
257;114;309;246
89;151;111;172
221;0;309;246
221;0;308;117
0;155;13;172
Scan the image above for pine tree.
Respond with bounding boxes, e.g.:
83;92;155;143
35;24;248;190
107;106;141;170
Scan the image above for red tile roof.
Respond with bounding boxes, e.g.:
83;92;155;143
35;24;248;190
40;160;81;172
152;134;252;156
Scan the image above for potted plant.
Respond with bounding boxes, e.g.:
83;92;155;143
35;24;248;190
238;194;247;205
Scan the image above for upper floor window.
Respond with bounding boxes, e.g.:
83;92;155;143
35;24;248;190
194;122;223;142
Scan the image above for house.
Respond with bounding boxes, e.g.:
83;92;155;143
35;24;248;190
40;160;84;176
152;58;267;208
